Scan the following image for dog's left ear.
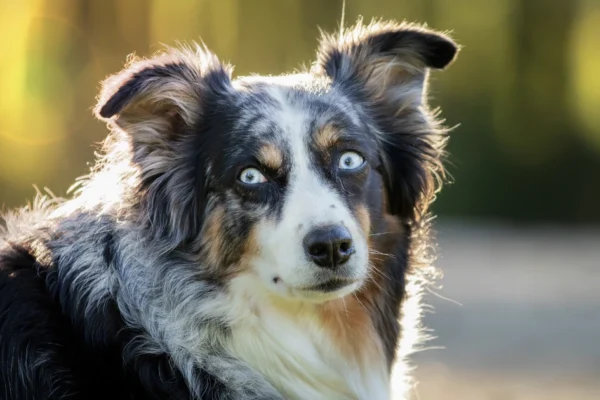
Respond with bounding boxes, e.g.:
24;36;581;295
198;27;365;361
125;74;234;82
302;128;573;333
314;20;458;219
314;20;457;86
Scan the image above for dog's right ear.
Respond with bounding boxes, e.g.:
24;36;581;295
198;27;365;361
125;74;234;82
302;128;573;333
94;46;233;247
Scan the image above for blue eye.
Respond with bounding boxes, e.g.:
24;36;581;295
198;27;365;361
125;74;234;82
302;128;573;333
239;167;267;184
338;151;364;170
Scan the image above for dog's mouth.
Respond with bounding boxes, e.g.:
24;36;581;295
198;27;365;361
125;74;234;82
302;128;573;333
300;278;359;293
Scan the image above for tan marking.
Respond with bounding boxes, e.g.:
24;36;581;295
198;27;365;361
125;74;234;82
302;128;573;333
257;143;283;170
318;295;384;363
236;225;260;273
201;205;226;271
314;124;341;150
201;206;261;277
355;204;371;237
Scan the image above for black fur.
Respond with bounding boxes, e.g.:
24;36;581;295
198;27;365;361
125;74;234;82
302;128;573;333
0;20;457;400
0;244;190;400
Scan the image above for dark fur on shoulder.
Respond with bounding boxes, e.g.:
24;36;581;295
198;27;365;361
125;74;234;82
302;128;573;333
0;19;457;400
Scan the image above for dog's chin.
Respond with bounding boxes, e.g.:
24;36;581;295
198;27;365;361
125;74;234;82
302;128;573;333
252;257;369;303
267;274;364;303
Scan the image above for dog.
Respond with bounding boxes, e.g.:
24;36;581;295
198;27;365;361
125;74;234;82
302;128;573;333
0;19;457;400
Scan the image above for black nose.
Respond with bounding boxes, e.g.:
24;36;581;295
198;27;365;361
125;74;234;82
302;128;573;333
303;225;355;269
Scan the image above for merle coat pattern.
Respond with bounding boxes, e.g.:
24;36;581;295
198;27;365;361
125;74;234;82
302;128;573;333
0;20;458;400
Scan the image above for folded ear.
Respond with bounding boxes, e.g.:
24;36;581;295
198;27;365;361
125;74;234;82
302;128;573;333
314;19;457;106
94;46;233;246
95;45;232;138
314;20;458;219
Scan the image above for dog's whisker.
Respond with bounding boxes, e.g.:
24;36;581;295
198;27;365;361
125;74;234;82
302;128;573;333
341;296;349;318
368;263;392;282
352;293;369;314
366;275;385;292
368;231;395;237
369;250;396;262
366;266;389;290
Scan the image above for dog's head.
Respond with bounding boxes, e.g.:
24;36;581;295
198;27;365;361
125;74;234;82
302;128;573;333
95;21;457;303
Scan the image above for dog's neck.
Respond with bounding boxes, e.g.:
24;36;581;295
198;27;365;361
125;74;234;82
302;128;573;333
222;274;390;400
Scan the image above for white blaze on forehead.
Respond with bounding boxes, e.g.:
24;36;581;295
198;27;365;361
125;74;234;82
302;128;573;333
266;86;352;229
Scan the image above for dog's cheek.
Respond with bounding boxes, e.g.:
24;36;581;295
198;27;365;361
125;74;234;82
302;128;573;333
200;204;228;272
200;202;263;276
236;224;261;272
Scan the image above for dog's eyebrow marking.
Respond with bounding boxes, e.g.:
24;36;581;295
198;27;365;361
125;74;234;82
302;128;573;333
314;124;341;150
256;143;283;170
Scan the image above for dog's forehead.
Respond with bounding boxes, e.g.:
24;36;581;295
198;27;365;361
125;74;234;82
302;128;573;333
231;74;360;147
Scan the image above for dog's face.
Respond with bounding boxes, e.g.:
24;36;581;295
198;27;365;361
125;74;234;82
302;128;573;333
95;21;457;303
224;75;376;301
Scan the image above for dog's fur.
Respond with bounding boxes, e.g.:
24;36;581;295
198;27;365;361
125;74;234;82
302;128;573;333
0;20;457;400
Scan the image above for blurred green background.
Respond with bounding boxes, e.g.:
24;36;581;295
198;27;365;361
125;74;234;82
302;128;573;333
1;1;599;400
1;0;599;224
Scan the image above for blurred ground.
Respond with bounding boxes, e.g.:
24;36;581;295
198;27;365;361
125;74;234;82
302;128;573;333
410;222;600;400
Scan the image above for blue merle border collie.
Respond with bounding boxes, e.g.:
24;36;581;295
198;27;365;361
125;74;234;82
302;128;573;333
0;19;458;400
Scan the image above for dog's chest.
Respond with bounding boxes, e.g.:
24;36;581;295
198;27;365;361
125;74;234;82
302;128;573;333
225;297;389;400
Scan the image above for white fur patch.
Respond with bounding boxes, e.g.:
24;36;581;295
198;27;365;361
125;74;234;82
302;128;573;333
223;274;390;400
